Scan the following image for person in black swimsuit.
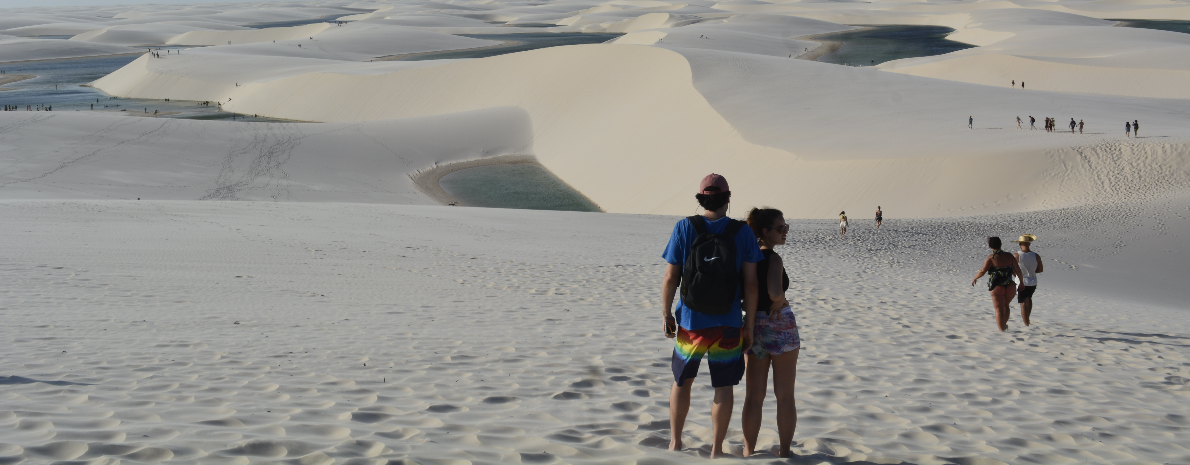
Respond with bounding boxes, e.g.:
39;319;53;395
972;237;1023;331
741;208;801;458
875;206;883;229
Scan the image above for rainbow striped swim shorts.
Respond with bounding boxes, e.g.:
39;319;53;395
672;326;745;388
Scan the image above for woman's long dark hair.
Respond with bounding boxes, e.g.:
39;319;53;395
747;207;783;236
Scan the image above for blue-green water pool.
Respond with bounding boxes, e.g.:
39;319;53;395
439;163;601;212
1112;19;1190;35
816;25;975;66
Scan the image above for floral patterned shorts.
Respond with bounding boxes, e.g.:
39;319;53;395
748;306;801;359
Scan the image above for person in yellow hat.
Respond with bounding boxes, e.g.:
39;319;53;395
1012;234;1043;326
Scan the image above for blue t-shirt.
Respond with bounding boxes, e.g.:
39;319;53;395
662;216;763;330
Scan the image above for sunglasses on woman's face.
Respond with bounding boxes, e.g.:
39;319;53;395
770;224;789;233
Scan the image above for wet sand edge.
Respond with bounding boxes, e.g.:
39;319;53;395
796;26;872;62
0;74;35;90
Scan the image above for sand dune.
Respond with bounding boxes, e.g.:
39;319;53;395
188;23;500;61
0;109;532;203
92;43;1190;218
167;23;331;46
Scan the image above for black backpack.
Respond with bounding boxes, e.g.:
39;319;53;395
680;215;744;315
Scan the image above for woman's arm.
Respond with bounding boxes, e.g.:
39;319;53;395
741;262;758;351
971;255;992;286
1036;254;1043;273
1012;256;1023;284
767;254;789;310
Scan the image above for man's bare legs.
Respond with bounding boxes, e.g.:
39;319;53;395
1021;297;1032;326
669;378;692;451
710;386;733;458
741;354;770;456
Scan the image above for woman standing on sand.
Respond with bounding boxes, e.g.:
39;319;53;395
875;206;883;229
972;237;1023;332
839;211;848;237
742;208;800;458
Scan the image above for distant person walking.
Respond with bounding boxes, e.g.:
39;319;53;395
969;116;973;129
1012;234;1042;327
1069;118;1076;134
1021;81;1024;89
875;206;883;229
1079;120;1084;134
838;211;848;237
1016;116;1022;129
1133;120;1139;137
971;237;1023;332
661;173;761;459
1012;79;1015;87
741;208;800;458
1126;121;1131;138
1029;116;1036;130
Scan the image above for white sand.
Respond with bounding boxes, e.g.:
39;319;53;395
3;199;1187;464
1;0;1188;463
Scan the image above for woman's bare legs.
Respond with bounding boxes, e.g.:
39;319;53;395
992;291;1011;331
741;353;770;456
771;348;800;457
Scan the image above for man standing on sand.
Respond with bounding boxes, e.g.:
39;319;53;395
1079;120;1084;134
1029;116;1036;130
969;116;973;129
1013;235;1043;326
661;173;760;459
1070;118;1076;134
1126;121;1131;138
1133;120;1139;137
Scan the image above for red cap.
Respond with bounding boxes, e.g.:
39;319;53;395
699;173;729;194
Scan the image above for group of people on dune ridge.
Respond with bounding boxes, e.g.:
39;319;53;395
660;173;1043;458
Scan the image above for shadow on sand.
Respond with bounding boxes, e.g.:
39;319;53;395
0;375;92;386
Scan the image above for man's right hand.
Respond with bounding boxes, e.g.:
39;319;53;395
663;313;677;338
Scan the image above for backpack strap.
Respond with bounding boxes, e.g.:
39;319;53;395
722;219;744;241
687;215;708;235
